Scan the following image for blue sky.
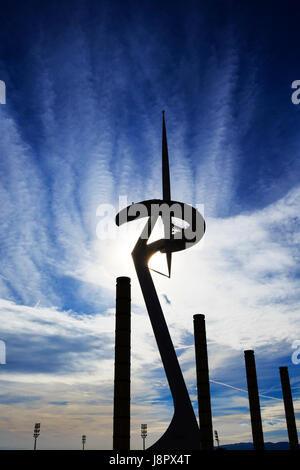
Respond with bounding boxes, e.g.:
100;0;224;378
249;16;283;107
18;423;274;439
0;0;300;449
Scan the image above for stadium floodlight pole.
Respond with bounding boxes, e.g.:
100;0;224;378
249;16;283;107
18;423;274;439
82;435;86;450
141;424;147;450
33;423;40;450
214;430;219;448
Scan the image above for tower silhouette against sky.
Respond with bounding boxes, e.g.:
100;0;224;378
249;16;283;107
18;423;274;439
116;113;206;449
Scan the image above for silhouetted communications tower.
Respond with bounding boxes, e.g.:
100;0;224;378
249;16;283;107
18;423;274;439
111;113;299;451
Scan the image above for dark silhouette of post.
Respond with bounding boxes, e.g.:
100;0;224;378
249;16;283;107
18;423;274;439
244;350;264;450
279;367;299;450
193;314;213;450
113;276;131;450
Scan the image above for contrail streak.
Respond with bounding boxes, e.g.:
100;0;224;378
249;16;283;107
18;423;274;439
210;379;281;401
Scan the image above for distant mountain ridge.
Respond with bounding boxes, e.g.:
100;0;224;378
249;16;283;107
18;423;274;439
221;442;294;450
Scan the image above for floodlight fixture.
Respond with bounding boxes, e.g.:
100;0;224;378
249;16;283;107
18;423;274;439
33;423;41;450
141;424;147;450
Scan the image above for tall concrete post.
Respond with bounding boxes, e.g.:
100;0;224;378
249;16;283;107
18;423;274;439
279;367;299;450
193;314;214;450
244;350;264;450
113;276;131;450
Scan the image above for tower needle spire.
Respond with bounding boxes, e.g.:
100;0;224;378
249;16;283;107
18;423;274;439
162;110;172;277
162;110;171;201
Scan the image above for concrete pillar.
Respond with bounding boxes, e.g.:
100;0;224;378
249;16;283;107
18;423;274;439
244;350;264;450
193;314;214;450
279;367;299;450
113;276;131;450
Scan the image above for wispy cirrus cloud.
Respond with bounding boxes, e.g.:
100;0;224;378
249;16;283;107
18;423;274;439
1;0;300;450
